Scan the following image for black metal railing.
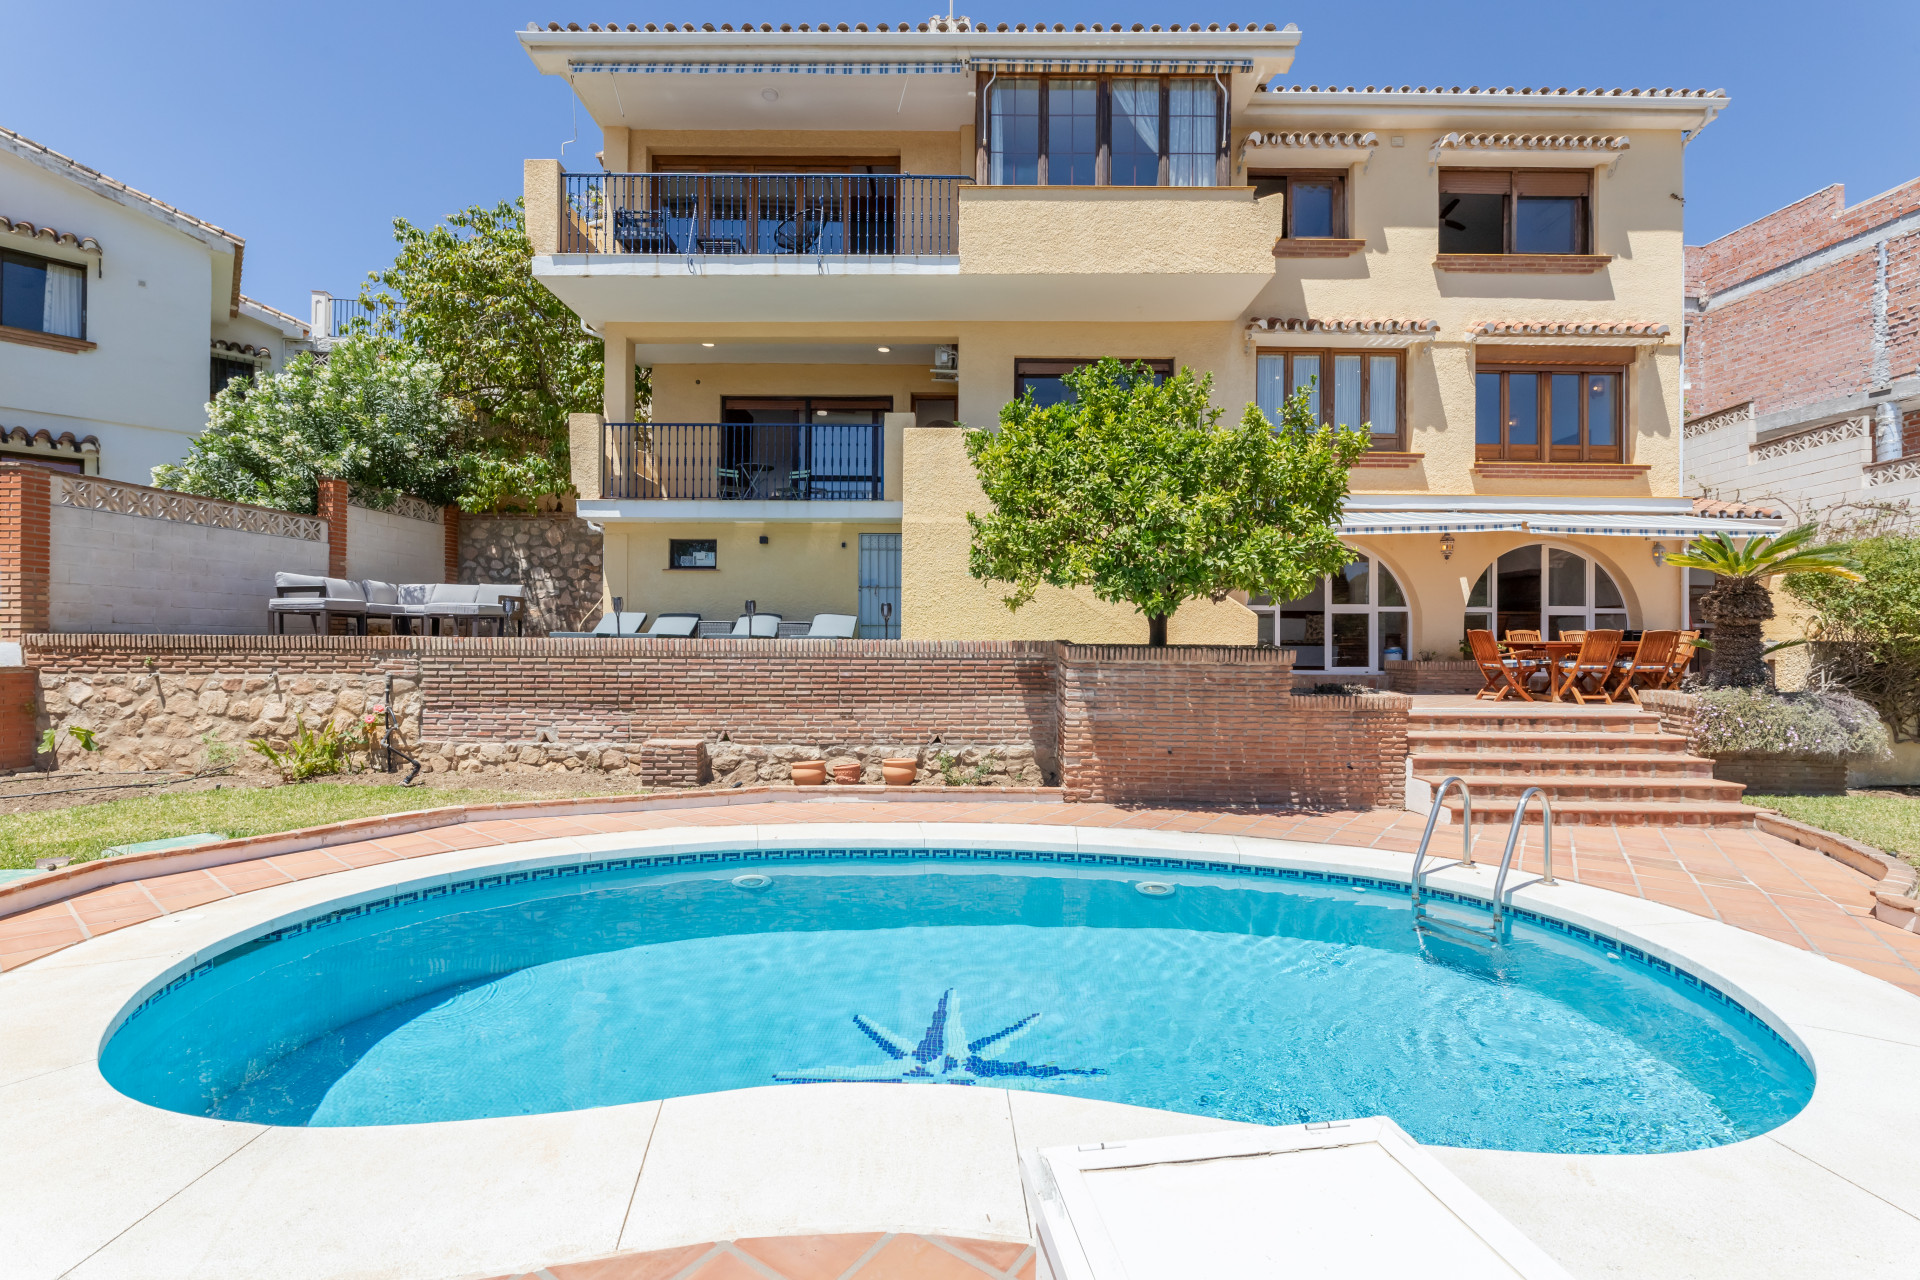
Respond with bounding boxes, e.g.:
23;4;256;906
328;297;374;337
604;422;887;501
561;173;967;258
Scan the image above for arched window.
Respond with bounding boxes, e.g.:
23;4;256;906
1253;554;1410;671
1464;544;1628;640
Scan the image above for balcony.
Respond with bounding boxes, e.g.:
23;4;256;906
561;173;965;260
603;421;887;503
531;163;1286;324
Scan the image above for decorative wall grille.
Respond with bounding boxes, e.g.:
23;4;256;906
348;491;441;523
55;475;326;542
1751;416;1870;462
1867;456;1920;487
1683;402;1752;439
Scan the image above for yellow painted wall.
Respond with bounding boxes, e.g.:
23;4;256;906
602;519;896;623
957;185;1283;276
900;426;1258;644
648;362;947;422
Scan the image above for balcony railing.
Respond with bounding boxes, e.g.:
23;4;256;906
562;173;967;259
327;296;374;337
604;422;886;501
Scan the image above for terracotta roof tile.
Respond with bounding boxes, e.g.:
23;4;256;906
1257;83;1724;98
0;215;102;254
1431;132;1630;153
545;20;1289;34
0;127;240;249
2;426;99;454
1470;320;1671;338
1692;496;1783;520
1249;317;1438;335
1243;131;1377;151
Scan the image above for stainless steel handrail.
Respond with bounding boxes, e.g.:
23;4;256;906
1409;776;1472;912
1491;786;1556;928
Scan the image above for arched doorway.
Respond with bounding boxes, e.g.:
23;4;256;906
1464;543;1629;640
1253;553;1411;672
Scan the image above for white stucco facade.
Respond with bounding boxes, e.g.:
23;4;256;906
0;128;312;485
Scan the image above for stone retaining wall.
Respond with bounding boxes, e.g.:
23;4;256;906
15;636;1407;807
458;514;602;636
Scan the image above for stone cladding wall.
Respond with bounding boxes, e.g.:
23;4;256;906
457;514;603;636
15;636;1409;806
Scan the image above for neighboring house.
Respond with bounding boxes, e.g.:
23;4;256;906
307;290;376;352
0;126;313;483
1682;178;1920;526
522;19;1767;659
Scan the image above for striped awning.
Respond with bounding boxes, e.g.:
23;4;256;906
569;59;968;75
1337;510;1788;538
972;57;1253;73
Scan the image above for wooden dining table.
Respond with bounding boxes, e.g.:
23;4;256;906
1501;640;1641;701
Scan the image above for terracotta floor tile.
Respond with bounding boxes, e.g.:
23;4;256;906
936;1238;1032;1272
548;1242;716;1279
325;841;403;869
141;869;233;909
208;860;296;893
683;1252;774;1280
1013;1259;1035;1280
849;1235;995;1279
734;1232;885;1278
264;849;350;880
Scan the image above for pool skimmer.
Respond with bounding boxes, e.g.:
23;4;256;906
1134;881;1176;898
730;873;771;890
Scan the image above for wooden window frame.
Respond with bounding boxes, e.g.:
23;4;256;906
1258;348;1406;452
1253;171;1348;239
1014;357;1173;402
0;247;88;342
1474;364;1625;463
977;73;1228;188
1438;169;1591;255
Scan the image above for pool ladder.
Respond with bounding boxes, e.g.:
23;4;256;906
1409;778;1557;947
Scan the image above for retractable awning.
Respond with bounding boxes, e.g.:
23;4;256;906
1337;510;1787;538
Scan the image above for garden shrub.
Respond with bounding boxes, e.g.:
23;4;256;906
1691;686;1891;758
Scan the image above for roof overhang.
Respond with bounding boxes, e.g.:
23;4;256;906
520;26;1299;132
1241;87;1726;137
580;498;901;524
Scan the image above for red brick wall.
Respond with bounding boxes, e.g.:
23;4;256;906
317;478;349;580
1056;645;1409;808
442;506;460;583
640;738;710;788
0;464;52;640
1685;178;1920;423
0;667;39;770
19;636;1416;810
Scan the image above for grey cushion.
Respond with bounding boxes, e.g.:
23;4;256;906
590;612;648;636
396;584;434;607
805;613;858;638
729;613;782;638
362;580;400;605
274;571;327;592
427;584;480;604
475;585;526;606
648;613;700;637
324;578;368;603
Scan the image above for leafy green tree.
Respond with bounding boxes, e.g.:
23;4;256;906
153;336;460;513
355;199;646;510
1786;532;1920;740
965;359;1367;645
1666;525;1861;689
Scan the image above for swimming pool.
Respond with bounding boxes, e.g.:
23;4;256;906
100;849;1812;1153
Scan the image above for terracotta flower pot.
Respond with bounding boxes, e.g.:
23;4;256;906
829;760;864;785
790;761;826;786
881;758;918;786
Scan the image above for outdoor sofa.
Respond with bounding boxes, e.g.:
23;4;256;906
269;574;515;636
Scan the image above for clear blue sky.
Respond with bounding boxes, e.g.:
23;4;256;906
5;0;1913;320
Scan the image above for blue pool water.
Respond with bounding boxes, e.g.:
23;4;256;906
100;851;1813;1152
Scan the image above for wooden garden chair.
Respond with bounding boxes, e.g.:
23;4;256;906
1505;629;1541;644
1552;630;1623;703
1469;629;1539;701
1607;629;1680;705
1659;631;1700;690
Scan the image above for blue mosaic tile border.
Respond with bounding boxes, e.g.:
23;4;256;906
113;847;1796;1054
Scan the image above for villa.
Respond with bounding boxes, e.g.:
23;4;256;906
522;19;1776;664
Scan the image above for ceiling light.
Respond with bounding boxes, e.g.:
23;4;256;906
877;346;891;352
701;342;715;347
761;88;779;101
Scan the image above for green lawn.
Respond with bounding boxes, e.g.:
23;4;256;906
1745;790;1920;864
0;784;584;871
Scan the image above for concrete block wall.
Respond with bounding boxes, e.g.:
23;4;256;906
344;503;448;585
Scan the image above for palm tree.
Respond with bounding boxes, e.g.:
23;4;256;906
1666;524;1861;688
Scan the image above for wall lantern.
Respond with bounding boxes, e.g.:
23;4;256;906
1651;542;1668;567
1438;532;1456;561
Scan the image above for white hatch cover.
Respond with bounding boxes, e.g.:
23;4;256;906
1021;1117;1574;1280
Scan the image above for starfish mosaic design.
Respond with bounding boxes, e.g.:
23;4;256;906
773;988;1105;1085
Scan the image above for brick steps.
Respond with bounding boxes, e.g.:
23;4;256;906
1410;702;1753;827
1412;751;1716;779
1423;773;1745;804
1448;797;1757;827
1407;731;1693;756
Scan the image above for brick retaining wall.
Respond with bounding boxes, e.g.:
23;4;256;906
15;635;1412;809
1384;659;1483;695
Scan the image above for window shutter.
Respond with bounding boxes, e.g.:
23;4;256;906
1516;171;1591;197
1438;169;1511;194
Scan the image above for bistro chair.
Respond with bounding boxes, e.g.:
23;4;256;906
1553;630;1623;703
1468;629;1539;701
716;466;747;499
1607;630;1680;704
1559;629;1588;643
1504;629;1541;644
774;205;828;254
613;208;677;254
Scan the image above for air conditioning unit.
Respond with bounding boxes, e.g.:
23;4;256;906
931;344;959;383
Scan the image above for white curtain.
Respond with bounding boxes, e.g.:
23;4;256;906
1368;355;1398;439
1256;355;1286;423
1290;354;1320;421
1167;80;1218;187
1332;355;1362;430
43;263;84;339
